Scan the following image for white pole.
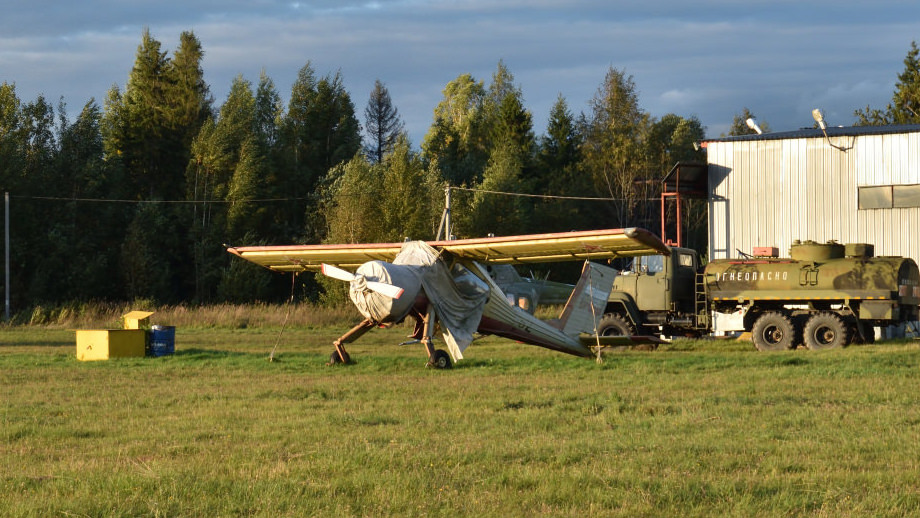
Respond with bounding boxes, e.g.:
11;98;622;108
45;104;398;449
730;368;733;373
5;192;9;322
444;185;452;240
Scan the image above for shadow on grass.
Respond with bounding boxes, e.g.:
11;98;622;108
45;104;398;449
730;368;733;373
0;340;73;348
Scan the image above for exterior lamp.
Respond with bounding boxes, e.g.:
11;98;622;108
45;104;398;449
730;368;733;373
812;108;850;152
745;117;763;135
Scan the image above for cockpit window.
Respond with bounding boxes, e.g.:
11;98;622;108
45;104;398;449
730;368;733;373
451;263;490;296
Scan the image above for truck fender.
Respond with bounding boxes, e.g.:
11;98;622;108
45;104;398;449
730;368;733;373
605;292;643;327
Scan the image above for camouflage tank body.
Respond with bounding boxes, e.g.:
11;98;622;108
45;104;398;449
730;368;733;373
704;240;920;350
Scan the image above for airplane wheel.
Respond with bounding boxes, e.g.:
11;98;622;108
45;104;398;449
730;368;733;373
329;350;351;365
428;349;452;369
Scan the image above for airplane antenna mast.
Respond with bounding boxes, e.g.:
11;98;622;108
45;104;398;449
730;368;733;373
436;185;453;240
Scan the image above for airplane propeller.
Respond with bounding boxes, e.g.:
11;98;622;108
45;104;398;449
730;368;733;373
320;263;405;299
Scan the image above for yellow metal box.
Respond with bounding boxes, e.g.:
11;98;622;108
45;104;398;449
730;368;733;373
123;310;154;330
76;329;147;361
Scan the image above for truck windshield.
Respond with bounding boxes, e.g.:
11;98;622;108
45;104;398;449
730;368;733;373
635;255;664;274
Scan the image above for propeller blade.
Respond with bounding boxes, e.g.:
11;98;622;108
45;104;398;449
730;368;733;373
322;263;403;299
320;263;356;282
366;281;404;299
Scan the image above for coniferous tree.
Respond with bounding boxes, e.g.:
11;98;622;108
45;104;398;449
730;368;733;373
279;64;361;244
856;41;920;125
255;70;282;147
725;107;769;136
35;101;128;301
114;29;212;301
533;94;590;232
364;79;405;163
378;136;440;241
123;28;171;198
187;75;265;301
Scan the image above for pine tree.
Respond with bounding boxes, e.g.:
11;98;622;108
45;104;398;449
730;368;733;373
364;79;405;163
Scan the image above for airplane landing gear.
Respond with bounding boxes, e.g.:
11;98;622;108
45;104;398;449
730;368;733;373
327;318;375;366
419;305;451;369
427;349;452;369
329;350;352;365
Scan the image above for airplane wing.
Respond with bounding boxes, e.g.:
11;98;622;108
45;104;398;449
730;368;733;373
227;242;404;272
436;227;669;264
227;227;670;272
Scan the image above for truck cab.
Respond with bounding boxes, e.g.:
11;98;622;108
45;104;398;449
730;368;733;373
600;246;703;337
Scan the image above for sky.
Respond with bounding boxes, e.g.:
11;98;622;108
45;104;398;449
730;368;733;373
2;1;919;145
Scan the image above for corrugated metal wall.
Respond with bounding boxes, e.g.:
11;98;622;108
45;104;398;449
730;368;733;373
707;130;920;262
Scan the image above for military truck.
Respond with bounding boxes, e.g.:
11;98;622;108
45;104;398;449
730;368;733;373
598;240;920;350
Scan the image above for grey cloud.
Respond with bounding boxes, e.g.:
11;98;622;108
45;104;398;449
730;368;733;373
1;0;917;144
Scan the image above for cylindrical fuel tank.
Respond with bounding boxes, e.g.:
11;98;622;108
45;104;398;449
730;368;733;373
704;241;920;307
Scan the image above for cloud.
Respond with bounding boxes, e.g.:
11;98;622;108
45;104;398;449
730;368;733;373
1;0;918;144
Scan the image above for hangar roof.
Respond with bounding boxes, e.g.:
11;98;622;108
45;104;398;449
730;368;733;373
702;124;920;144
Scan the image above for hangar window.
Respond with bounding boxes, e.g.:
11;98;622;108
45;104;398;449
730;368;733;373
859;184;920;209
893;184;920;208
858;186;892;209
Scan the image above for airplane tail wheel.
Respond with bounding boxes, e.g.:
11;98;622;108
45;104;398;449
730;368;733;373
329;350;351;365
428;349;452;369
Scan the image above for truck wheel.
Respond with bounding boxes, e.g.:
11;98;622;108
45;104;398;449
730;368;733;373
803;312;848;350
751;312;796;351
598;313;635;336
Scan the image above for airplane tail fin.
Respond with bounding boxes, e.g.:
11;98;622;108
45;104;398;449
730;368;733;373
552;261;618;337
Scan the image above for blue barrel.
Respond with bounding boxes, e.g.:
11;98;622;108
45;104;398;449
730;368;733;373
148;325;176;356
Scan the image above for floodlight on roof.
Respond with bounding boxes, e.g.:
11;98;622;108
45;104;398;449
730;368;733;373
745;117;763;135
811;108;851;152
811;108;827;130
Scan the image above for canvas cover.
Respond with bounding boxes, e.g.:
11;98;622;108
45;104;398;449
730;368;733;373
395;241;489;360
349;261;423;323
346;241;489;361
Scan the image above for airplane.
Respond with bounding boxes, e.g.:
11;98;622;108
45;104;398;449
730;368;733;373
226;227;670;368
483;263;575;313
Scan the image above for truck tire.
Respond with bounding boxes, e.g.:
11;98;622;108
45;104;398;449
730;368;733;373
803;312;848;350
598;313;635;336
751;312;796;351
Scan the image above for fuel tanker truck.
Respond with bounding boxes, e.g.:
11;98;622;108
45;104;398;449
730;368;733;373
599;240;920;350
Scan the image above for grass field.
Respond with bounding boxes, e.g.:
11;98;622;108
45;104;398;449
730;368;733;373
2;318;920;517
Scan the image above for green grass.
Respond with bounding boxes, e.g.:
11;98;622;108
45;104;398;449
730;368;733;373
2;323;920;517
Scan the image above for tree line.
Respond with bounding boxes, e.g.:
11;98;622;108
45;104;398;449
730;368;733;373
3;30;915;309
